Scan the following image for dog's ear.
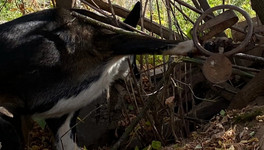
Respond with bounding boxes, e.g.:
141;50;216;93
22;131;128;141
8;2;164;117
124;2;141;28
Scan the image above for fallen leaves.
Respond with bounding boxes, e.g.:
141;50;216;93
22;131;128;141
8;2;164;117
25;122;53;150
169;106;264;150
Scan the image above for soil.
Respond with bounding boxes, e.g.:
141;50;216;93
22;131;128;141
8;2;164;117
25;105;264;150
24;75;264;150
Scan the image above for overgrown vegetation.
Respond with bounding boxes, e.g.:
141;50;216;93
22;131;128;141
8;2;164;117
0;0;53;22
1;0;263;149
0;0;255;35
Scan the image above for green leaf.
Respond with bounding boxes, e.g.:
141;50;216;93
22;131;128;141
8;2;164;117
195;144;202;149
83;145;88;150
33;118;46;129
220;110;226;116
151;140;161;150
249;131;255;137
143;145;151;150
128;104;134;111
145;121;151;126
77;117;85;123
134;146;139;150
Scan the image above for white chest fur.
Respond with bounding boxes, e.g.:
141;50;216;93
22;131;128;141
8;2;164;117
34;56;128;118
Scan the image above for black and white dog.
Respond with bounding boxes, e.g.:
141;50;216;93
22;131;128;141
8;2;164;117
0;2;196;150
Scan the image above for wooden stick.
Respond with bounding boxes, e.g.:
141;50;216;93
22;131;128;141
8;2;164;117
81;0;175;39
110;94;157;150
235;53;264;63
71;11;140;36
107;0;119;26
111;63;178;150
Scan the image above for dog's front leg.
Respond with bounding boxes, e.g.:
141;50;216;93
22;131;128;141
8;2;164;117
46;111;80;150
0;95;24;150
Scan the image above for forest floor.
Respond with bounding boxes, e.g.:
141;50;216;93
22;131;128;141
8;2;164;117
164;105;264;150
24;66;264;150
25;102;264;150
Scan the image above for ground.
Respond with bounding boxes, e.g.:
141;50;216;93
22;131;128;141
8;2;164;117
25;86;264;150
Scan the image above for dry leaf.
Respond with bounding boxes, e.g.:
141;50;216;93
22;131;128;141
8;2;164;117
165;96;175;107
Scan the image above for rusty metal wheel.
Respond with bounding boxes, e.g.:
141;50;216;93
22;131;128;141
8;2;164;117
192;5;253;56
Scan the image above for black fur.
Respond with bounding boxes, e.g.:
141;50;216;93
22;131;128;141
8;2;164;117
0;2;191;149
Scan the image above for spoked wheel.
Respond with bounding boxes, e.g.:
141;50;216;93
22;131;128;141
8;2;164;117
192;5;253;83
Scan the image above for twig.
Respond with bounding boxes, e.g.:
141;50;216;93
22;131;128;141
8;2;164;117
191;0;201;10
149;0;153;35
126;58;145;105
145;55;153;88
168;1;188;40
169;103;178;141
71;11;140;36
139;0;147;95
181;115;207;123
118;21;150;36
147;0;155;87
174;0;204;15
51;0;56;7
232;68;255;78
213;84;238;94
128;77;140;113
112;63;178;150
81;0;151;36
140;0;145;30
107;0;119;26
145;111;166;145
81;0;111;18
0;0;8;13
235;53;264;63
60;105;103;149
232;64;260;72
142;0;149;24
139;61;169;75
170;77;217;102
110;93;158;150
189;63;197;118
153;0;164;86
81;0;176;39
171;1;195;24
165;0;173;40
156;0;164;38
